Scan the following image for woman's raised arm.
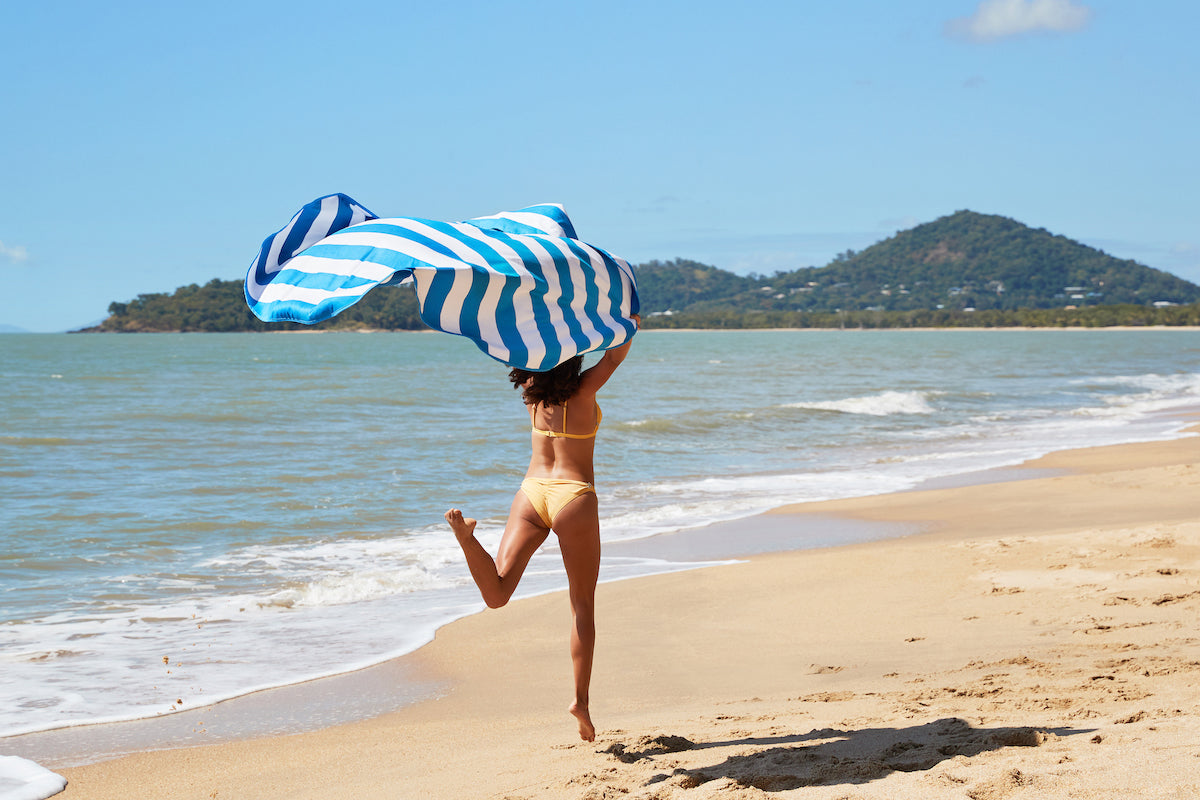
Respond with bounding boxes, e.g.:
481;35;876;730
577;315;640;396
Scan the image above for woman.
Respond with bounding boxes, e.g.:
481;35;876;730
445;315;639;742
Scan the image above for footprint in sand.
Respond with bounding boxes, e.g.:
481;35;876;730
964;767;1039;800
808;664;845;674
602;735;695;763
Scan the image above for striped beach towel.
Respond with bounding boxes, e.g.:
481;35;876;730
245;194;639;371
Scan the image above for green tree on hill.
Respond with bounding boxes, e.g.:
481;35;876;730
93;279;423;332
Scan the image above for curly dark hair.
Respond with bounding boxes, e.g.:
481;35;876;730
509;356;584;406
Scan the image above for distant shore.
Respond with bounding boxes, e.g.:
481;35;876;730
637;325;1200;333
66;323;1200;334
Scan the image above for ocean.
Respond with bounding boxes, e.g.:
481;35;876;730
2;329;1199;738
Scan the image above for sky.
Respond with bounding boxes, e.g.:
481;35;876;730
2;0;1197;332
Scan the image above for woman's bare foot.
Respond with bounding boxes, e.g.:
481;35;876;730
569;700;595;742
444;508;477;541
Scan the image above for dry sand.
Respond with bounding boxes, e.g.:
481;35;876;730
49;428;1200;798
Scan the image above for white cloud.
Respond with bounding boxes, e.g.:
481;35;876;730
0;240;30;264
945;0;1092;42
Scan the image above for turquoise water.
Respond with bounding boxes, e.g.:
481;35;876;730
2;329;1199;735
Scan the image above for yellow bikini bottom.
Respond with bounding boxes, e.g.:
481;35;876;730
520;477;595;528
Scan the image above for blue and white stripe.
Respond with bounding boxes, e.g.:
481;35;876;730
245;194;639;371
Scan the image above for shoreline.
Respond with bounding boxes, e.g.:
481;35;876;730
42;422;1195;796
640;325;1200;333
4;419;1195;762
54;324;1200;335
5;423;1195;798
6;419;1193;765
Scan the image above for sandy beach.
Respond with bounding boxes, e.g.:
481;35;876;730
34;425;1200;798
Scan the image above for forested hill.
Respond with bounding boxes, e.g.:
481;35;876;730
92;278;424;333
638;211;1200;314
84;210;1200;332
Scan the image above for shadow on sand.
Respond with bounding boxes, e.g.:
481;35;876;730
604;717;1094;792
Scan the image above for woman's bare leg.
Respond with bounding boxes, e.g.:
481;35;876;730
550;492;601;741
446;492;549;609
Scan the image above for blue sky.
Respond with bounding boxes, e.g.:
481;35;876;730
2;0;1197;331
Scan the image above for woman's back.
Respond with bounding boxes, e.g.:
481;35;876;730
526;393;600;482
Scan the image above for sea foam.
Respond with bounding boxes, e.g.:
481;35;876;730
784;390;939;416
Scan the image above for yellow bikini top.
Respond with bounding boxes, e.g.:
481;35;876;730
531;402;602;440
